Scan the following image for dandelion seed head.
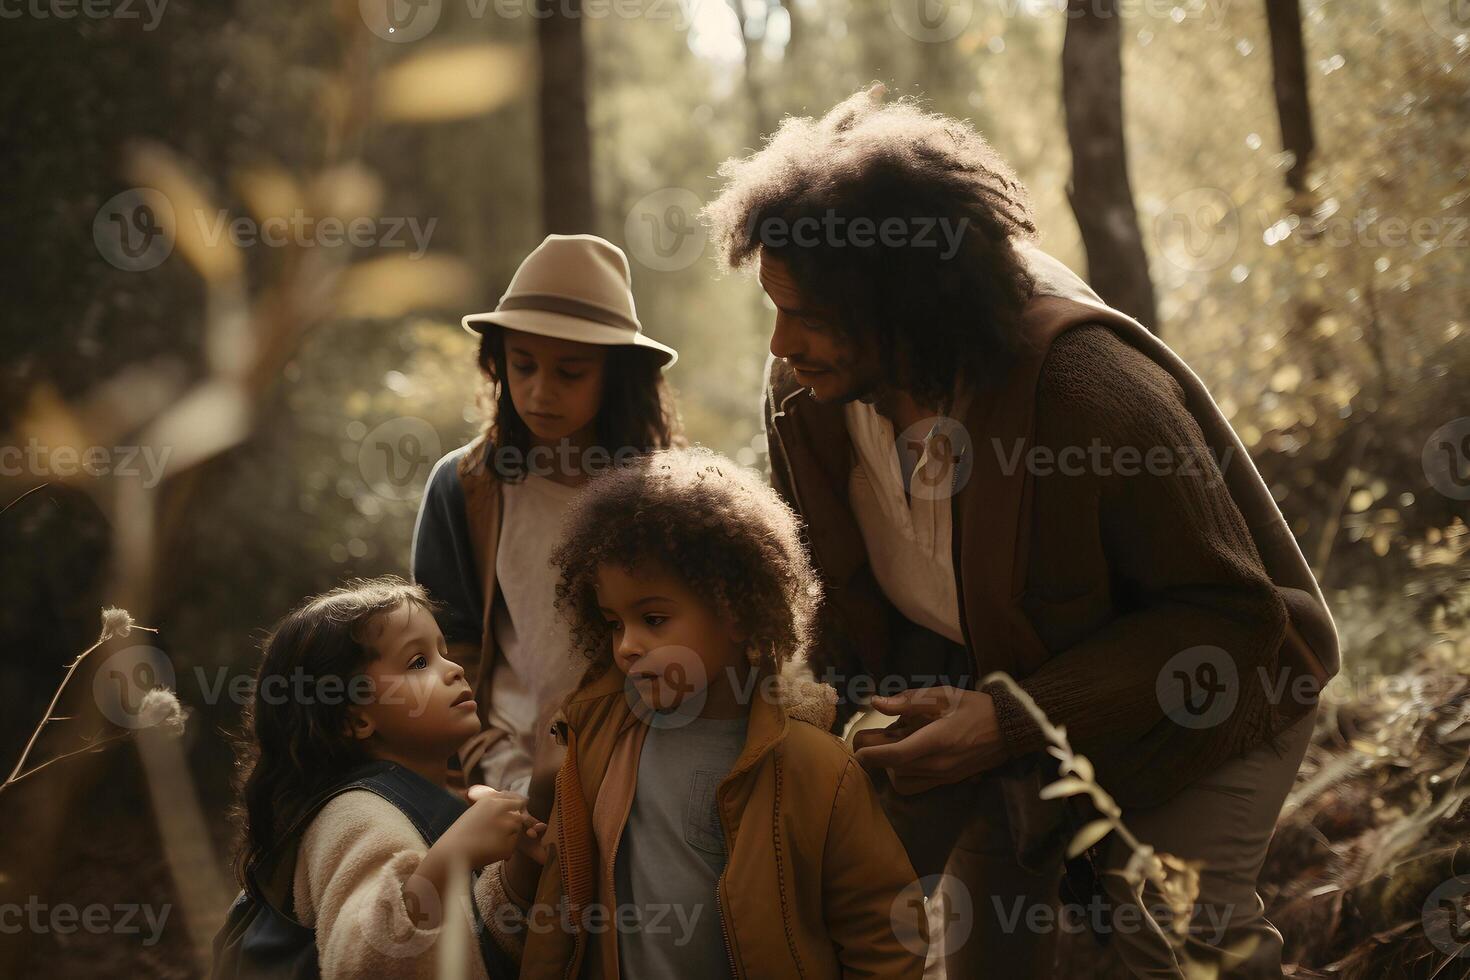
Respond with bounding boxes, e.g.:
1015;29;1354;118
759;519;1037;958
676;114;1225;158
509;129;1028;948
100;607;135;642
137;688;187;737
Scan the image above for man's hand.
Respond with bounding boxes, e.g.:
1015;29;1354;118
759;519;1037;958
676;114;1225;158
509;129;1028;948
851;687;1007;794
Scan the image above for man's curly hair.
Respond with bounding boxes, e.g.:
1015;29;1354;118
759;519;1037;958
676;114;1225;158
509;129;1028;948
701;85;1039;404
550;447;822;673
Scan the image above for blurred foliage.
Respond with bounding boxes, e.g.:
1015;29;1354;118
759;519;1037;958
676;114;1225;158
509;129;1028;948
1259;528;1470;978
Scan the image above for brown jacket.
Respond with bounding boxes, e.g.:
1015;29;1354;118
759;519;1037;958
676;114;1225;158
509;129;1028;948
505;658;928;979
763;245;1338;858
435;444;508;775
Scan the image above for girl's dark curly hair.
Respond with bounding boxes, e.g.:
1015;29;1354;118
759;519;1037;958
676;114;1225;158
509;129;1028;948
550;447;822;676
470;327;683;481
228;576;437;887
701;86;1039;405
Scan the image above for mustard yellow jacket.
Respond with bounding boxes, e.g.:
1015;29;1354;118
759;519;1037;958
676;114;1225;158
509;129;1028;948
513;658;928;979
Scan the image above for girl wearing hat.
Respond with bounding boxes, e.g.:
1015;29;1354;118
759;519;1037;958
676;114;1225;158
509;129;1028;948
410;233;681;802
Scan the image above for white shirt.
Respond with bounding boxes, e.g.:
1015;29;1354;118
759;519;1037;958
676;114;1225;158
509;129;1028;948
482;473;584;794
844;397;969;645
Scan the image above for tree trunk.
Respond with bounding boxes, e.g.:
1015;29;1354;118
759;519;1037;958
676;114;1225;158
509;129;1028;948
728;0;779;144
1265;0;1315;195
1061;0;1159;333
536;0;594;234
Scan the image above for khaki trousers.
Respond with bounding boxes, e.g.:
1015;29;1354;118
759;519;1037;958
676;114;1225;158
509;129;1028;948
910;709;1316;978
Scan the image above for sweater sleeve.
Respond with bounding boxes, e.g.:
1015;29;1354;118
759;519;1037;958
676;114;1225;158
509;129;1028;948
983;327;1288;768
821;756;928;979
411;447;484;648
473;861;527;964
294;791;492;980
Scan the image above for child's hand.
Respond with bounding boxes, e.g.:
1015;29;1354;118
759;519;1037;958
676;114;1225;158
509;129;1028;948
514;808;550;866
467;785;548;861
411;789;534;921
450;788;530;867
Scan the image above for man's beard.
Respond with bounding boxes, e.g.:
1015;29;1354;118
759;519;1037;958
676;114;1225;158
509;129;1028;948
800;361;881;405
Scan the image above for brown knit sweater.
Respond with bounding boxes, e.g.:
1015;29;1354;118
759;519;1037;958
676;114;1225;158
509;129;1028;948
980;323;1293;806
765;246;1336;814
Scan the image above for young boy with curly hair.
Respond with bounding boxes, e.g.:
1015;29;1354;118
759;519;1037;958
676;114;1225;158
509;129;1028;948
478;447;927;978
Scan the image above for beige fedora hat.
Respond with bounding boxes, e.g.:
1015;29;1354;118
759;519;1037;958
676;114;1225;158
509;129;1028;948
462;234;677;367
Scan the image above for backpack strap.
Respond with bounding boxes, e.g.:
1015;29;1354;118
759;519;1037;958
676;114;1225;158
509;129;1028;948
353;762;469;843
246;759;405;912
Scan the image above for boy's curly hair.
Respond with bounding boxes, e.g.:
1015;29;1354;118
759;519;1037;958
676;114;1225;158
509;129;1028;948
551;447;822;673
701;85;1039;404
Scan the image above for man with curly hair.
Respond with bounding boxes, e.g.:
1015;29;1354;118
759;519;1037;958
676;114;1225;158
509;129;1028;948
702;86;1339;978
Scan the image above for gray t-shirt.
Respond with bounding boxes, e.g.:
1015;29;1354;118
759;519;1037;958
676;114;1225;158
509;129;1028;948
613;713;747;979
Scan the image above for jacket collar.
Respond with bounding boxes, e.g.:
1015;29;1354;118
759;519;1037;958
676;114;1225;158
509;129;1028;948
561;656;837;770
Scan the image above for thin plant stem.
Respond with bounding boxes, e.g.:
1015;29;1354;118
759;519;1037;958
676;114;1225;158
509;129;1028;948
1;483;49;516
2;732;134;792
980;669;1190;944
4;625;158;788
979;670;1149;849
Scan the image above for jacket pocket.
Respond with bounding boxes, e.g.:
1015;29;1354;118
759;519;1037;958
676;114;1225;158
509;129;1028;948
684;769;727;861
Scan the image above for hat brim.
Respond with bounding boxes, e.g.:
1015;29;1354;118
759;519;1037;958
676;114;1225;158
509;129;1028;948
462;309;677;368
